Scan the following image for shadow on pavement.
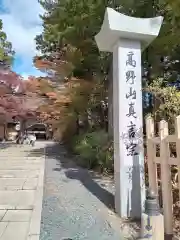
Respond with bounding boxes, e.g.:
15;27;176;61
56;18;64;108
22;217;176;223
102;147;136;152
0;142;17;149
27;142;115;211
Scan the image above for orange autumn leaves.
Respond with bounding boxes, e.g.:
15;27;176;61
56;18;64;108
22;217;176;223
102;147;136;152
27;75;93;140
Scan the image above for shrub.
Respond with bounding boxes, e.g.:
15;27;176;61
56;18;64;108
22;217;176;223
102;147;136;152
72;130;113;173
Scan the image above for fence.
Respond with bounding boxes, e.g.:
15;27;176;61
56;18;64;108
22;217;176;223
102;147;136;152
146;116;180;236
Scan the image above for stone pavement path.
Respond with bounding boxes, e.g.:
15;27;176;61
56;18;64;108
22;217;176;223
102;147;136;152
39;143;133;240
0;142;46;240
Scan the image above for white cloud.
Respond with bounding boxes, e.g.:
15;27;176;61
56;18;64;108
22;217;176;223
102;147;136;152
21;71;45;80
0;0;44;64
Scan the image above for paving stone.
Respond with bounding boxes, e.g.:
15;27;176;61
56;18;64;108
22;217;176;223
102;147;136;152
0;222;8;238
0;190;35;208
0;165;41;170
0;170;40;178
0;179;25;190
0;206;15;210
0;191;18;206
15;206;34;210
0;211;6;221
23;178;38;190
27;235;39;240
2;210;32;222
0;161;41;165
0;222;29;240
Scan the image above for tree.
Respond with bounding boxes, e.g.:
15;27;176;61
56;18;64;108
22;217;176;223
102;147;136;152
36;0;111;79
0;19;20;119
0;71;36;120
0;20;14;69
145;78;180;125
37;0;180;77
0;19;37;122
34;0;180;177
36;0;180;129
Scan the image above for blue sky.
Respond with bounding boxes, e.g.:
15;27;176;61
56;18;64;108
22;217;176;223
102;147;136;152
0;0;45;79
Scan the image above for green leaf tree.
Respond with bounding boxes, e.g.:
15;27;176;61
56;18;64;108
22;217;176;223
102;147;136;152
0;20;15;69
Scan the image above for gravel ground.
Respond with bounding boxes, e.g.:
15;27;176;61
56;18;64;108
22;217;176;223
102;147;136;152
38;143;139;240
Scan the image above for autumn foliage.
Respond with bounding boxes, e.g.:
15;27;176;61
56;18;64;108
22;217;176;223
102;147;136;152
27;70;94;141
0;70;37;121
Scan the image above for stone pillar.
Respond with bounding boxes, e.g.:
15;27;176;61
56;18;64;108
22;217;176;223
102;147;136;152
113;38;144;217
95;7;163;218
